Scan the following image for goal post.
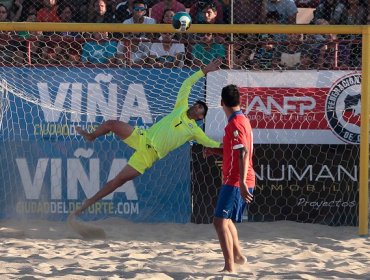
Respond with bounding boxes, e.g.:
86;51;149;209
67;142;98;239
0;22;368;235
359;26;370;236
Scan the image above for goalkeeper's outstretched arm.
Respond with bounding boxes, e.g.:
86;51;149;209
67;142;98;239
174;59;222;109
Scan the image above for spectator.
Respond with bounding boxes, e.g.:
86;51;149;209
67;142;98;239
311;0;345;24
113;0;134;22
161;7;174;23
161;8;186;41
9;0;22;21
13;2;38;22
272;34;306;70
150;0;185;23
250;41;276;70
200;2;227;44
0;3;9;21
122;0;155;24
189;0;224;24
81;32;117;64
89;0;115;23
58;3;75;22
201;1;223;23
116;0;155;66
37;0;60;22
147;32;185;67
191;32;226;67
58;4;82;37
262;0;297;24
306;18;336;69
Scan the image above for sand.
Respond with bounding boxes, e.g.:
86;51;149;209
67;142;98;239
0;218;369;279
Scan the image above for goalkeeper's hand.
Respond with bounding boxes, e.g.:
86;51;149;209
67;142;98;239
202;59;222;75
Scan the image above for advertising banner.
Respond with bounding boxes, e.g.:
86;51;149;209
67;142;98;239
206;70;361;145
201;70;360;225
0;68;205;222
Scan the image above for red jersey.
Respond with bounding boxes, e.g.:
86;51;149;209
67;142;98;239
222;111;255;187
37;6;61;22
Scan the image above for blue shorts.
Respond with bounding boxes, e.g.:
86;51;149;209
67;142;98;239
214;185;254;223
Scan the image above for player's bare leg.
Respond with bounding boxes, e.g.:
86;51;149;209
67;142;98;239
72;164;141;216
213;217;236;273
228;220;247;265
76;120;134;142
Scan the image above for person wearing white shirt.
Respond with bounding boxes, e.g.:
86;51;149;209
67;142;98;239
148;32;185;68
116;0;156;66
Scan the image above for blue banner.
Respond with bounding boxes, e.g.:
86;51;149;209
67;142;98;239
0;67;205;223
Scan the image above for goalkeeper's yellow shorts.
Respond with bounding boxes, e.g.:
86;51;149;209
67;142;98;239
123;127;159;174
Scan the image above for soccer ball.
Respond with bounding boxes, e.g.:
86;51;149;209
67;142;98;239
172;12;192;32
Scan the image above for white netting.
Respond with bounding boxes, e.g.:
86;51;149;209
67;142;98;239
0;17;366;226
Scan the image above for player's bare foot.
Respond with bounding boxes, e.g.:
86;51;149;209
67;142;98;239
219;268;236;274
235;255;247;265
75;126;95;141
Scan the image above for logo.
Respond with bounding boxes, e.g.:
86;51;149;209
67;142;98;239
233;130;239;137
188;123;193;129
325;74;361;144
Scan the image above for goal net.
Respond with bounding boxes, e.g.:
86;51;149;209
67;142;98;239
0;23;365;227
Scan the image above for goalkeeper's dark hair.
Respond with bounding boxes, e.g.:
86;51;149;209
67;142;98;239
195;100;208;117
221;84;240;107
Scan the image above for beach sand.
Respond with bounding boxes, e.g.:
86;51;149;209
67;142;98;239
0;218;369;279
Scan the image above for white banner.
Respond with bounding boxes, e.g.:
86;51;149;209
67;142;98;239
206;70;362;145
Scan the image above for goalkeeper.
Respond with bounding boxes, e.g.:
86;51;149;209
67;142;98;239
72;59;222;216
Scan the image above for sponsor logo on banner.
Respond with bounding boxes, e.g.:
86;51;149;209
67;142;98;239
325;74;361;144
34;73;153;137
14;148;139;216
240;87;327;129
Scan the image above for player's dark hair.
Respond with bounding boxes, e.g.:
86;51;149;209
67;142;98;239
222;84;240;107
195;100;208;117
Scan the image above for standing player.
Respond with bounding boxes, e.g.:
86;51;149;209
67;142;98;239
71;59;222;217
204;84;255;273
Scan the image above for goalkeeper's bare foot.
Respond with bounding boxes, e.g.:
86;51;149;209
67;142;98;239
75;126;94;142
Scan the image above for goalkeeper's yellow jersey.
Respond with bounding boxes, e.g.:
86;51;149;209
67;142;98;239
146;70;220;159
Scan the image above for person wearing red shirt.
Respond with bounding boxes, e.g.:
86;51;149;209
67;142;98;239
150;0;185;24
37;0;60;22
204;84;255;273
